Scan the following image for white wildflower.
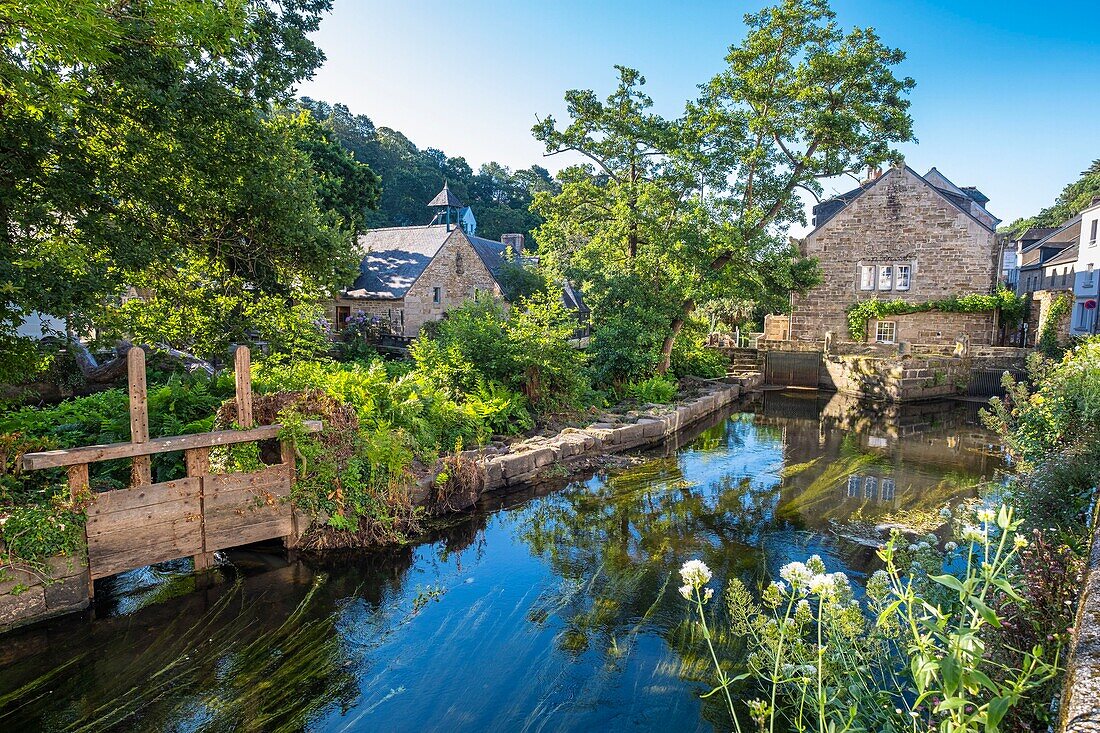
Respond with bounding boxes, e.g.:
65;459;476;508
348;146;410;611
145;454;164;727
944;541;958;552
960;524;983;543
939;506;953;518
1014;535;1029;550
806;555;827;575
678;584;693;600
977;508;995;524
703;587;714;602
679;559;712;588
780;561;812;588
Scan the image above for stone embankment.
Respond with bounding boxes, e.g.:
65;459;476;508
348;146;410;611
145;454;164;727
1061;508;1100;732
413;383;741;506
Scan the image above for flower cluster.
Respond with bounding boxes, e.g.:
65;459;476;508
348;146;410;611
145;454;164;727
678;558;714;602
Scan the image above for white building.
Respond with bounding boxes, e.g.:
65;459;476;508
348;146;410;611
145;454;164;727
1070;198;1100;337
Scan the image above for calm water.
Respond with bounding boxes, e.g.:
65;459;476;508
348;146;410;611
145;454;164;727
0;391;1004;733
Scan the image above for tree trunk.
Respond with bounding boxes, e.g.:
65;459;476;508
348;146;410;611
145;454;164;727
657;298;697;375
657;318;685;375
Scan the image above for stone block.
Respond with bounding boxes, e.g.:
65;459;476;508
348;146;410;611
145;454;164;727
0;585;47;631
637;418;668;439
44;573;90;612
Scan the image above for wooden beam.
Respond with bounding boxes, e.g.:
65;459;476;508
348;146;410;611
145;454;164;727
128;347;153;486
22;421;322;471
234;346;253;429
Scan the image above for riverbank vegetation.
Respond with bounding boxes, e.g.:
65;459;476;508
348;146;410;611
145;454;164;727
678;338;1100;731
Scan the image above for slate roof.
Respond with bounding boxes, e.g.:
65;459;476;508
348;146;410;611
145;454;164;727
467;234;511;282
1045;244;1080;269
427;183;465;209
1025;216;1082;253
345;225;454;299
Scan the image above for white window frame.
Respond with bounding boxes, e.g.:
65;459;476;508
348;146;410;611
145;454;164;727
878;265;894;291
875;320;897;344
863;476;877;499
846;475;860;498
881;478;896;501
1090;219;1098;247
860;265;876;291
895;264;911;291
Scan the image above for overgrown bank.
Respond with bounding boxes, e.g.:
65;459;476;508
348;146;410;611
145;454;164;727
673;338;1100;733
0;296;735;577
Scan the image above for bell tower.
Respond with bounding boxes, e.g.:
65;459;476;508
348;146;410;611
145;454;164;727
427;182;465;231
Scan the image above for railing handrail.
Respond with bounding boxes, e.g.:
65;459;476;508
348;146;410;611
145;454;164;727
22;420;322;471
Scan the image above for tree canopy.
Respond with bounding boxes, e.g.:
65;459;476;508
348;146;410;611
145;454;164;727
300;99;558;244
532;0;914;379
1;0;379;376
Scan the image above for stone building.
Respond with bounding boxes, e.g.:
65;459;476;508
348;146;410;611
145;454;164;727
788;164;1001;347
328;185;522;336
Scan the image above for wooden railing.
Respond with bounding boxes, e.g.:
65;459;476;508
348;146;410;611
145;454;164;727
20;346;321;592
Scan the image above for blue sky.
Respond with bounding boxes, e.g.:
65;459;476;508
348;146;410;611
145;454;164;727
299;0;1100;231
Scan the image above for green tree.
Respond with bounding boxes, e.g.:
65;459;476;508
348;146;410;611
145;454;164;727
1;0;375;379
534;0;913;377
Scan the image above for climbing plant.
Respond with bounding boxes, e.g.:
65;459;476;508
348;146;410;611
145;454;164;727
1037;294;1072;359
846;289;1025;340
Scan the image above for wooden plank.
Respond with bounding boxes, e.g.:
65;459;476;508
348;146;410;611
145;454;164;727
67;464;89;501
234;346;253;428
87;478;200;515
88;520;203;579
204;516;294;553
187;447;214;570
22;421;322;470
281;439;300;548
86;498;199;537
128;348;152;486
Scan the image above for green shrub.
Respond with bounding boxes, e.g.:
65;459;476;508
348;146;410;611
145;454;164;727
670;321;729;379
623;375;678;404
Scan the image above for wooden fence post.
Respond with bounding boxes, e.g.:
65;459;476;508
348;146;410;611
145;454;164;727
281;440;299;555
127;347;152;486
234;346;253;429
66;463;94;598
185;447;215;571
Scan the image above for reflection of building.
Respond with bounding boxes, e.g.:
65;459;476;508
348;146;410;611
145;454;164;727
846;475;895;502
757;390;1003;525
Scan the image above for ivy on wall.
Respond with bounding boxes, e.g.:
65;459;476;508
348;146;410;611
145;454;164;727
845;289;1026;340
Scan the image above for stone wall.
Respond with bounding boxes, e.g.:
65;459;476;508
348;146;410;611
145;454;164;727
1;554;90;633
869;311;995;346
410;384;742;506
1028;289;1073;348
792;166;998;345
402;232;503;336
326;297;405;331
1060;504;1100;732
821;354;973;402
763;314;790;341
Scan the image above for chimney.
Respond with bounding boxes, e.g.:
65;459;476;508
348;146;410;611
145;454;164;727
501;233;524;256
862;166;883;184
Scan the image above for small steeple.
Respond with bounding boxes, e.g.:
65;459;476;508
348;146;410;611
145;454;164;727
428;182;465;231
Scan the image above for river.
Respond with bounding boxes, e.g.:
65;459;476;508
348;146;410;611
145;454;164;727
0;390;1004;732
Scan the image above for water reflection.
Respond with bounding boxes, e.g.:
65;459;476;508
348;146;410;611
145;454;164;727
0;392;1003;732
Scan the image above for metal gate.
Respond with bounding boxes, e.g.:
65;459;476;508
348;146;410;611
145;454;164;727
967;368;1026;398
765;351;822;388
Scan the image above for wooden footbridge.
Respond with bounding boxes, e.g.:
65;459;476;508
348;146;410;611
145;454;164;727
20;347;321;593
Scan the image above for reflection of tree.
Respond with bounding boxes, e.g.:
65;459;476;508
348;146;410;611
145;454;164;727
518;418;784;730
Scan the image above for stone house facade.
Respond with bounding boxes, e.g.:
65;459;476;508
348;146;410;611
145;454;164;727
328;225;511;337
789;164;1001;347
